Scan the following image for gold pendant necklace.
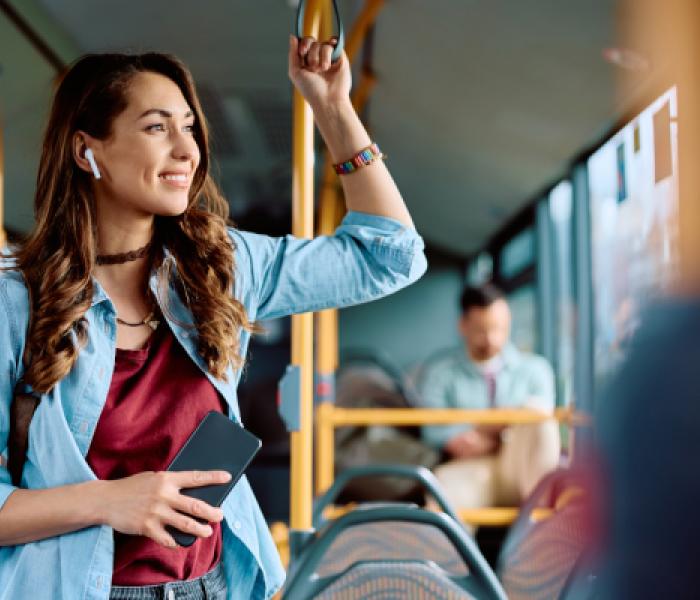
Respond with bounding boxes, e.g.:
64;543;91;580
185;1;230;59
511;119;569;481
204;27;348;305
116;310;160;331
115;289;160;331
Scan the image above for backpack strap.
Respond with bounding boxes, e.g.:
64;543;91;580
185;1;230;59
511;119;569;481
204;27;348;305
7;380;41;488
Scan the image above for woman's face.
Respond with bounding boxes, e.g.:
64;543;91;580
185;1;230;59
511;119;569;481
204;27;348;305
86;71;201;219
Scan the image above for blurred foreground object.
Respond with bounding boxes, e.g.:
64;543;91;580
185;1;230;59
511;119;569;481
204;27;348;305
598;298;700;598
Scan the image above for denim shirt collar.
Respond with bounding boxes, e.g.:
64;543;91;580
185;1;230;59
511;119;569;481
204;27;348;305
87;249;241;423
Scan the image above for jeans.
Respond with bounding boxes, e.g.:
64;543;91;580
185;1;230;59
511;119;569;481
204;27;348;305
109;561;227;599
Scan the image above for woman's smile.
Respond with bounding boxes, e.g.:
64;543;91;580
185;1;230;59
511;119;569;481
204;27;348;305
158;171;191;189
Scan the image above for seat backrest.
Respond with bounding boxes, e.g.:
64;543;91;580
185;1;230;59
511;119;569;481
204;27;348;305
316;520;470;578
334;359;440;501
498;468;587;560
497;469;596;600
314;561;477;600
283;505;507;600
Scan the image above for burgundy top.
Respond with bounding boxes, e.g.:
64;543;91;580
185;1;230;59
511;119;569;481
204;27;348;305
86;322;227;585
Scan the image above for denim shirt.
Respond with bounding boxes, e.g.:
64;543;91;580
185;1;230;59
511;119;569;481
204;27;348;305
0;210;427;600
418;344;555;450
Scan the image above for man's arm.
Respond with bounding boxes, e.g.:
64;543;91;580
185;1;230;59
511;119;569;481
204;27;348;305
444;428;501;459
472;356;556;445
419;356;505;459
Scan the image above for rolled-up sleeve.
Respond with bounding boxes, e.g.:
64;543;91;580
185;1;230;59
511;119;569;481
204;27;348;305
0;278;23;509
230;210;427;321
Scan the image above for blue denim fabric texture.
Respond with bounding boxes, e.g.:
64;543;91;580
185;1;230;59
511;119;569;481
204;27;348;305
109;561;226;599
0;211;427;599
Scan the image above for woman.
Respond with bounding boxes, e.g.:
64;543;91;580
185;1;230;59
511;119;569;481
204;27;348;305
0;35;426;599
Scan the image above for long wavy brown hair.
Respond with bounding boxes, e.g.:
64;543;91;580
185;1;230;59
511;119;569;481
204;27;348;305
3;53;258;393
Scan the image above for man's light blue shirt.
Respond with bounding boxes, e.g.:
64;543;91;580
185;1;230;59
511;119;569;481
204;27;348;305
418;344;555;450
0;210;427;599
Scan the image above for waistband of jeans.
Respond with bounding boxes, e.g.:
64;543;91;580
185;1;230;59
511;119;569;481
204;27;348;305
109;560;225;600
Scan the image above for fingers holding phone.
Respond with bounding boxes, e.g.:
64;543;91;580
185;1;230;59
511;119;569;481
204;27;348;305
100;412;260;548
98;470;231;549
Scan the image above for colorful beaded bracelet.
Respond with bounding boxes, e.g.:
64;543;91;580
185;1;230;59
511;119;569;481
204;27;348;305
333;143;385;175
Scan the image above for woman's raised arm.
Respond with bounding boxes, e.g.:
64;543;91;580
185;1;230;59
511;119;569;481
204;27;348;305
288;35;414;228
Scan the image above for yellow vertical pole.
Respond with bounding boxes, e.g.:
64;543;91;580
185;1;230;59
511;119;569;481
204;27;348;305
290;0;324;534
320;0;333;42
312;0;337;496
314;0;386;495
315;400;336;495
315;185;341;495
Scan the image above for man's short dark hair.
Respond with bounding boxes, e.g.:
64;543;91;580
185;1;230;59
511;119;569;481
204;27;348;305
460;283;505;314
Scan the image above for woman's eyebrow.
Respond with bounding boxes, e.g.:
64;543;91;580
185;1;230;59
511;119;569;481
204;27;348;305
137;108;194;120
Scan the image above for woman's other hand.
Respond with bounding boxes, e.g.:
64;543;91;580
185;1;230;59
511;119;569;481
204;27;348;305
288;35;351;109
98;470;230;548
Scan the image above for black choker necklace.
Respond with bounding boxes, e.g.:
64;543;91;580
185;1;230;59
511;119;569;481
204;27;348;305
96;241;152;266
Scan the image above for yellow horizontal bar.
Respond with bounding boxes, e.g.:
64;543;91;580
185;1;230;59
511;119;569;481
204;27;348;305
529;507;555;524
323;503;357;520
321;504;551;527
319;504;526;527
458;507;520;526
458;507;553;526
327;407;587;427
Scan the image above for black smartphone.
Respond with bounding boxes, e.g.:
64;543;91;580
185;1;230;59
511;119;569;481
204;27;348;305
165;410;262;547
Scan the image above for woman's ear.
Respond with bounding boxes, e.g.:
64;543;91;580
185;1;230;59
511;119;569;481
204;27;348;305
72;131;100;177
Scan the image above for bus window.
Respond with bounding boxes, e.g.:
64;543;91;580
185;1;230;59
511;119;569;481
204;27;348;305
499;227;535;281
507;283;538;354
588;87;680;385
549;181;576;408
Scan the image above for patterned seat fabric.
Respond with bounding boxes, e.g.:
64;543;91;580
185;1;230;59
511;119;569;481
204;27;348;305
316;521;469;578
498;487;595;600
494;466;600;600
315;561;476;600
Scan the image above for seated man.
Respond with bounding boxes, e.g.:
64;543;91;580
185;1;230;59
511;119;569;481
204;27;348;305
419;284;560;511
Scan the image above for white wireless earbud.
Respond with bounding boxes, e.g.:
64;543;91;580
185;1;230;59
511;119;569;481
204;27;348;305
84;148;101;180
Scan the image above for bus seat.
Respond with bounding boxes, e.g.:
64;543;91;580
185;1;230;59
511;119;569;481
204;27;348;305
281;504;506;600
497;468;597;600
313;561;476;599
333;353;439;501
314;519;469;578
